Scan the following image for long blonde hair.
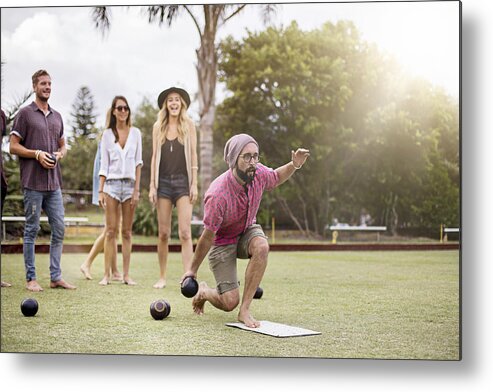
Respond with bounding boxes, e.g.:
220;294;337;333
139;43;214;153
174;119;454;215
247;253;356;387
154;95;190;146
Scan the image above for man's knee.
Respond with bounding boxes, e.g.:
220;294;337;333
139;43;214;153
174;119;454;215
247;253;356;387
51;223;65;242
220;290;240;312
250;238;269;260
24;223;40;240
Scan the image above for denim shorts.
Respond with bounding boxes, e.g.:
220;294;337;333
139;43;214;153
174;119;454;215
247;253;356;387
158;174;189;205
104;179;135;203
208;224;268;294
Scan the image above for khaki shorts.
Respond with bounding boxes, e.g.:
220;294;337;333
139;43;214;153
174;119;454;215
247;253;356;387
208;224;268;294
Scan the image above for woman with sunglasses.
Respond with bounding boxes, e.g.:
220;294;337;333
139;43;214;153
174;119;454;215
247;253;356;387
98;96;143;286
149;87;198;289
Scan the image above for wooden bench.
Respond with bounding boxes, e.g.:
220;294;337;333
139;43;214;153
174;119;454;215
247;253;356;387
1;216;89;241
329;225;387;243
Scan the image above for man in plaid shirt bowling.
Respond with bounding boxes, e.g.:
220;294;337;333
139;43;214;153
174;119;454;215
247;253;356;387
181;133;309;328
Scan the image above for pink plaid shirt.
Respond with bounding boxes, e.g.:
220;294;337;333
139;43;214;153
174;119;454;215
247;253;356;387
203;163;279;246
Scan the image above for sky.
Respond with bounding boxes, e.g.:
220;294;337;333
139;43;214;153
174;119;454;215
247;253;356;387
1;0;460;131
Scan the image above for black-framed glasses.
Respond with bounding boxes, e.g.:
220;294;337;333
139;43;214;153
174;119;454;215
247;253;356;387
239;153;260;163
115;105;129;112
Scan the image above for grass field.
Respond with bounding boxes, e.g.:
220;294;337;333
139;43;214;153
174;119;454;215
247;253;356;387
0;250;460;359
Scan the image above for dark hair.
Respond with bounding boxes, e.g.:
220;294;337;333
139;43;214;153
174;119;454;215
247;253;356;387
31;69;50;86
105;96;132;142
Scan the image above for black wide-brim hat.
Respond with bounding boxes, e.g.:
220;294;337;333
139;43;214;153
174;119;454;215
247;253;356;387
157;87;191;110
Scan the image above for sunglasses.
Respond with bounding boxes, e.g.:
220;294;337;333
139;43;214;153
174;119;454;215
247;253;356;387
115;105;129;112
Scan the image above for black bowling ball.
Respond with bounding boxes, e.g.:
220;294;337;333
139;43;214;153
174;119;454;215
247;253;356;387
253;286;263;299
21;298;39;317
48;153;57;166
181;276;199;298
150;299;171;320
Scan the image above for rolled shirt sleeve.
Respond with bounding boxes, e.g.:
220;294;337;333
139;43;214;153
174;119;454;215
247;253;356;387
261;164;280;191
11;109;27;140
203;194;225;233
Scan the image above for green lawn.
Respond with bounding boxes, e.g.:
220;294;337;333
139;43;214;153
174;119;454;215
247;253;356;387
0;250;460;359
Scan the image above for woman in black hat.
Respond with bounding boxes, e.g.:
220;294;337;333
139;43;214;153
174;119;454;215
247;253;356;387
149;87;198;289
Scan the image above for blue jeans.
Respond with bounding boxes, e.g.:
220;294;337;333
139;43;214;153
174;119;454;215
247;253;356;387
23;188;65;282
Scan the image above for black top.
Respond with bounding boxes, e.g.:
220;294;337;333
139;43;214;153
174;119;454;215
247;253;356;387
159;138;187;176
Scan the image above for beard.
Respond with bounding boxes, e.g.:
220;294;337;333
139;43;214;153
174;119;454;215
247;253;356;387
236;166;256;184
36;92;50;102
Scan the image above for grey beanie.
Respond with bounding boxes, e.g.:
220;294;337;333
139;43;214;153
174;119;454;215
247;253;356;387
223;133;259;169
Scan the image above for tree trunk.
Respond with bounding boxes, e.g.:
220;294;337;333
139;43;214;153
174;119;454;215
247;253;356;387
391;193;399;236
385;192;399;236
276;195;311;238
297;193;311;235
196;6;220;216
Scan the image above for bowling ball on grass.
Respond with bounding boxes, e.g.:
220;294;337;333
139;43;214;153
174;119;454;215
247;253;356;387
150;299;171;320
21;298;39;317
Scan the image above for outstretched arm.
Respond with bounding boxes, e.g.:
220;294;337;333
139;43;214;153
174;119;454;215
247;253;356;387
275;148;310;185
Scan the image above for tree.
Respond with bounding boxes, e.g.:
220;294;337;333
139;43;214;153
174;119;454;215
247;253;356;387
61;135;98;193
411;151;459;229
132;97;159;192
69;86;98;140
92;4;277;214
216;22;459;236
216;21;375;235
1;60;33;198
61;87;99;192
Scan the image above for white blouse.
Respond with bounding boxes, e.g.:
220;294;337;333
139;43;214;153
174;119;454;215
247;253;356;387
99;127;143;181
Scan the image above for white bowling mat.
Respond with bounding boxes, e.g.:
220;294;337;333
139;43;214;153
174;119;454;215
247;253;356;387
226;320;321;338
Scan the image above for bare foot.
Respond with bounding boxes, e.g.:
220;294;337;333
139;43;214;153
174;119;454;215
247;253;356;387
1;281;12;287
80;264;93;280
112;272;123;282
26;280;43;292
192;281;208;315
123;277;137;286
50;279;77;289
238;309;261;328
153;279;166;289
99;276;110;286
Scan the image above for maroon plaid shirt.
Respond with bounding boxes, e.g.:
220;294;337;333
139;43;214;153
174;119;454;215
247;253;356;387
11;102;64;191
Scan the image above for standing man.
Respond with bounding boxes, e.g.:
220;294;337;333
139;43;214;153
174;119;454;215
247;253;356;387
181;133;309;328
10;70;76;292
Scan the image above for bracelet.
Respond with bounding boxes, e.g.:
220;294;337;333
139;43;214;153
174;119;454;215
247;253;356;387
292;161;302;170
35;150;42;161
98;191;104;193
191;166;199;170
